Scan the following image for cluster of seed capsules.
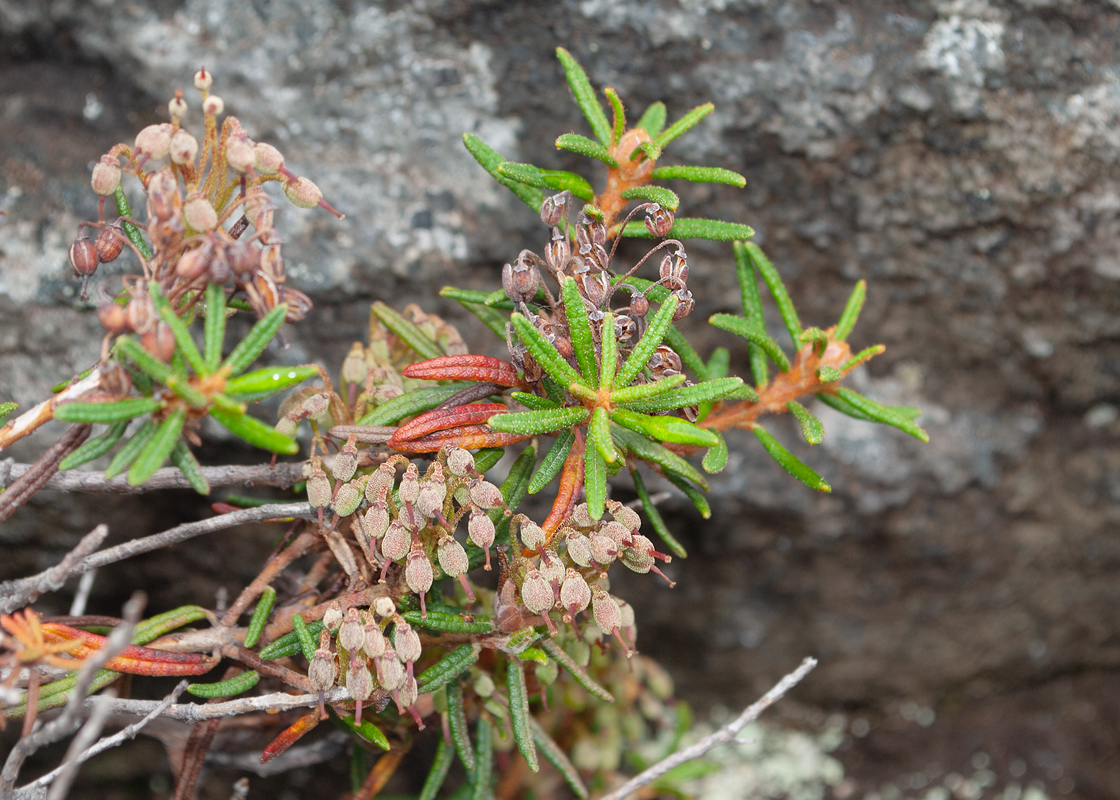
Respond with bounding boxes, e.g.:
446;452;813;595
68;67;338;359
501;191;694;389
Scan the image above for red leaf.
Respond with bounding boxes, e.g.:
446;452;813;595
389;403;508;445
261;712;320;764
388;424;531;453
41;622;216;676
402;355;526;388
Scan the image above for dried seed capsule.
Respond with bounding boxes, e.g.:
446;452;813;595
307;631;337;692
363;619;386;659
226;135;256;174
540;192;566;227
571;504;594;528
671;288;694;321
397;673;419;711
365;462;396;504
518;518;546;551
404;543;434;608
468;479;504;510
331;478;365;517
615;314;637;344
380;521;409;563
502;251;542;304
564;530;593;568
300;393;331;420
91;154;122;196
467;508;495;570
306;460;332;509
589;532;617;566
606;499;641;532
97;299;130;335
415;464;447;519
70;237;99;279
629;292;649;319
202;95;224;116
519;568;554;615
254;142;285;175
376;648;405;691
338;607;365;653
393;621;422;664
398;463;420;505
437;535;469;578
145;168;181;221
645;204;674;238
332;436;359;482
341;343;367;385
135;123;173;161
94;223;125;264
580;270;610;308
226;241;257;283
363;501;390;540
170;129;199;166
545;227;571;274
600;521;632;548
560;569;591;620
445;447;474;476
591;588;621;636
184;192;218;232
347;659;375;724
140;321;176;362
539;551;565;586
322;601;344;633
284;176;323;208
373;597;396;619
397;502;423;532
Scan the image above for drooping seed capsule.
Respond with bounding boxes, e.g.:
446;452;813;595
436;535;468;577
331;477;365;518
380;521;409;564
645;204;674;238
629;292;649;319
560;568;591;622
615;314;637;344
445;446;474;476
518;517;546;551
363;501;390;541
332;436;359;482
520;568;554;615
91;154;122;196
341;343;367;385
592;588;625;644
540;192;566;227
502;251;542;304
606;499;642;532
365;462;395;504
306;459;332;509
225;135;256;174
545;227;571;274
468;479;504;510
398;463;420;505
373;597;396;619
140;321;176;362
346;659;375;725
404;543;434;616
397;674;420;724
376;648;405;691
467;508;495;570
69;237;99;296
363;619;386;659
589;532;617;566
564;530;593;568
308;631;337;692
300;393;331;420
600;521;633;549
571;504;594;528
338;607;365;653
169;129;199;166
538;551;565;586
254;142;285;175
322;601;344;633
94;223;125;264
134;123;173;162
393;621;422;665
415;463;447;519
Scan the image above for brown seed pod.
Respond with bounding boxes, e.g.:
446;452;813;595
671;287;694;321
540;192;567;227
69;237;99;279
140;321;176;362
94;223;125;264
645;204;674;238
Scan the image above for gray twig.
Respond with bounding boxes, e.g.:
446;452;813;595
1;593;146;793
0;461;306;494
76;686;349;722
0;504;315;614
44;690;116;800
0;526;108;615
598;657;818;800
0;425;91;523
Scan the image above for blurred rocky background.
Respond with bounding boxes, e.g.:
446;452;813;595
1;0;1118;798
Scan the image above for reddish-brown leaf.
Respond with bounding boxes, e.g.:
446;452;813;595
41;622;216;676
261;711;320;764
402;355;526;388
389;403;508;445
388;424;531;453
542;428;586;537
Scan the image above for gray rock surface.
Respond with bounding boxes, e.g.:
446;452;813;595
2;0;1118;796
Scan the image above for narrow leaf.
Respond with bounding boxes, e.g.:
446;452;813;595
583;426;607;520
834;387;929;442
649;165;747;186
556;47;612;148
447;678;476;771
203;282;227;371
528;428;576;494
510;392;559;411
555;133;618;168
752;425;831;492
590;406;619;463
187;670;259;698
600;311;617;389
605;87;625;146
104;419;159;480
622;217;755;242
473;447;505;473
817;366;843;383
132;605;209;644
609;373;688;405
636;101;667;136
841;344;886;372
800;326;829;354
165;375;208;409
506;660;539;772
343;714;391;751
496;163;595;202
357;384;470;426
610;425;708;489
420;736;454;800
59;420;129;470
243;586;277;649
709;314;791;372
664;471;712;519
290;613;316;661
511;312;581;388
440;286;515;310
744;242;801;344
470;716;494;800
487;406;589;436
259;620;324;660
611;408;719;447
462;132;546;211
787;400;825;445
530;716;589;799
403;610;493;635
835;279;867;341
620;377;744;413
616;294;680;388
417;643;482;695
0;401;16;426
370;302;442;361
221;303;288;375
114;185;151;258
113;336;171;384
732;241;769;386
55;397;164;424
540;639;614;702
620;185;680;211
560;277;598;387
127;408;186;486
170;439;210;494
632;140;662;162
702;430;729;474
656;103;714;147
225;365;319;403
209;407;300;454
707;348;730;379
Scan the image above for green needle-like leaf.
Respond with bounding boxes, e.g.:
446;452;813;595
113;336;172;384
446;678;475;771
636;101;667;137
752;425;831;492
599;311;617;388
611;408;719;448
59;420;129;470
114;185;151;259
609;373;688;405
817;366;843;383
203;282;227;372
170;439;210;494
835;279;867;341
620;185;680;211
590;407;618;463
555;133;618;168
540;639;615;702
605;87;625;145
225;365;319;403
556;47;612;148
496;163;595;202
487;406;589;436
209;407;300;454
509;392;559;411
473;447;505;474
616;294;679;388
0;401;16;426
528;428;575;494
104;419;158;480
800;327;829;355
152;289;207;377
834;387;929;442
54;397;164;424
744;242;801;344
632;139;662;162
656;103;714;147
622;217;755;242
610;425;708;489
243;587;276;649
630;465;687;558
440;286;516;311
732;241;770;386
343;715;391;751
511;312;581;388
562;277;598;387
418;644;482;694
290;613;316;662
787;401;825;445
649;165;747;186
506;661;539;772
165;375;208;409
221;303;288;376
470;716;494;800
841;344;886;372
462;132;546;212
708;314;791;372
370;302;442;361
420;735;454;800
702;430;729;474
584;425;608;520
620;377;743;414
529;716;589;799
665;472;712;518
127;408;186;486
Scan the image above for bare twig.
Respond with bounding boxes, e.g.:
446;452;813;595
75;686;350;722
0;526;108;615
1;593;146;793
0;503;315;614
19;681;190;797
68;571;97;617
0;461;306;494
598;657;818;800
44;690;116;800
0;368;107;452
0;424;92;523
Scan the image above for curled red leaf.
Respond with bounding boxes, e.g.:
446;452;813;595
402;355;526;388
389;403;508;445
